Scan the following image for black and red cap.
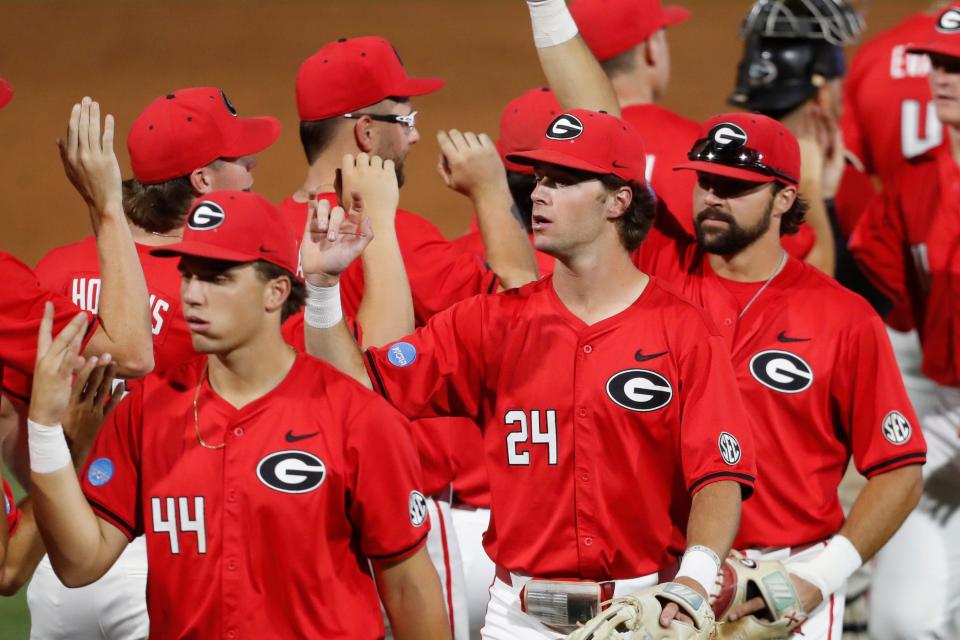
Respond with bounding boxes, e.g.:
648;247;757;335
151;191;298;274
674;113;800;185
506;109;647;184
128;87;280;185
296;36;444;121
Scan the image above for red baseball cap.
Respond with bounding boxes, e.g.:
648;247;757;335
497;88;563;175
128;87;280;184
570;0;691;61
906;4;960;59
506;109;647;184
674;113;800;186
296;36;445;121
151;191;298;274
0;77;13;109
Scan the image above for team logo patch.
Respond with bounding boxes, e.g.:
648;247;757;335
386;342;417;368
187;201;226;231
220;89;238;116
881;411;912;445
87;457;115;487
718;432;742;465
256;450;326;494
708;122;748;149
546;114;584;140
409;491;428;528
937;8;960;33
606;369;673;412
749;350;813;394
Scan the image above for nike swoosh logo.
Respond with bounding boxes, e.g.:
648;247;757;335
777;331;810;343
635;350;668;362
285;430;319;443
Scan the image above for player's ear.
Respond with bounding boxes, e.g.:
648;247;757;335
263;274;291;315
189;166;213;195
606;185;633;220
772;184;797;218
352;117;377;153
644;31;665;68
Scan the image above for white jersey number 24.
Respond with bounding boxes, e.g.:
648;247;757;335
505;409;558;466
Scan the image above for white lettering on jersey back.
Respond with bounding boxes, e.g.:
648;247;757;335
901;100;943;159
70;277;170;335
890;45;932;79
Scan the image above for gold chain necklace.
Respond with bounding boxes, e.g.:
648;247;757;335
193;362;225;450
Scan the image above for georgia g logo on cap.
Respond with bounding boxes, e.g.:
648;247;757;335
188;201;226;231
709;122;749;148
546;114;584;140
938;7;960;33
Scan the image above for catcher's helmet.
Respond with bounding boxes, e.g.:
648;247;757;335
729;0;865;115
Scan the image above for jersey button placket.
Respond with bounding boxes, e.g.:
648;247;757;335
222;418;244;635
574;338;601;576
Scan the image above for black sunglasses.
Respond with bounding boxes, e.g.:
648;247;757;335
687;137;796;184
342;111;418;129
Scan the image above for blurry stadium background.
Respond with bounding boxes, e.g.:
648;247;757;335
0;1;926;636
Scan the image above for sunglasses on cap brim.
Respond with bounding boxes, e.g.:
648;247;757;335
687;137;797;184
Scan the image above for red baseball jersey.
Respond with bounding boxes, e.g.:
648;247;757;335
281;194;499;325
3;477;20;536
621;103;700;234
3;237;194;402
850;147;960;387
80;353;429;639
363;276;756;579
842;12;946;182
636;235;927;548
0;252;96;400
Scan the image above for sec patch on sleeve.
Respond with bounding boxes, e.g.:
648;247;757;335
87;457;115;487
718;432;742;465
409;491;428;527
387;342;417;368
881;411;913;445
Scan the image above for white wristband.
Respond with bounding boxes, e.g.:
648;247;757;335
676;546;722;594
28;419;72;474
527;0;579;49
304;281;343;329
787;535;862;601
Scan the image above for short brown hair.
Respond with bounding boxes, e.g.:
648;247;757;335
252;261;305;323
600;46;638;78
122;176;195;234
599;175;657;252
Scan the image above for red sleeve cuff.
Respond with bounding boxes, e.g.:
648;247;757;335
861;452;926;478
688;471;755;500
366;531;429;563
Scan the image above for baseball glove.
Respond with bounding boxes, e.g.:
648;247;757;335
710;552;807;640
566;582;716;640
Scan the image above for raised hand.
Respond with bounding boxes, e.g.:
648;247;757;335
57;96;123;228
436;130;508;200
339;152;400;225
300;193;374;287
29;303;92;428
63;359;123;466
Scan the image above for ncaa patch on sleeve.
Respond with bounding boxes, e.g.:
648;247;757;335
387;342;417;368
87;458;115;487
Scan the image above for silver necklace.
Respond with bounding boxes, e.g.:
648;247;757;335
149;230;183;239
737;251;787;320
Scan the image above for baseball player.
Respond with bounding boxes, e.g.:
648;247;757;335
290;36;542;638
632;112;926;639
4;86;281;640
842;1;951;184
849;5;960;636
28;189;451;639
568;0;699;233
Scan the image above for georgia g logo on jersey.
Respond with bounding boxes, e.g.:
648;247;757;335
257;450;326;494
937;8;960;33
881;411;913;445
606;369;673;412
749;350;813;394
546;114;584;140
187;201;226;231
708;122;748;148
